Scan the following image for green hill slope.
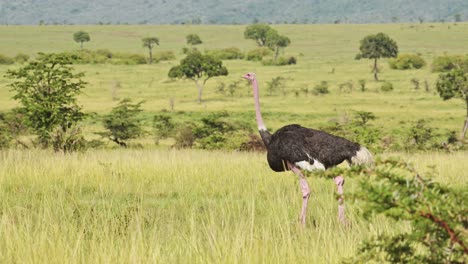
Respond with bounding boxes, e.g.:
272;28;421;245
1;0;467;25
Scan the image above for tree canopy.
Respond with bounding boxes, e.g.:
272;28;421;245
356;32;398;80
73;31;91;49
244;24;273;46
436;67;468;139
142;37;160;64
168;51;228;103
6;53;86;150
186;34;202;45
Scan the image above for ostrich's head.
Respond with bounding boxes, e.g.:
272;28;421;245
242;72;256;82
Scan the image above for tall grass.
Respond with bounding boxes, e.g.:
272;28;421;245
1;149;466;263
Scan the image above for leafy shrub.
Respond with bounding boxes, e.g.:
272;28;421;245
312;81;329;95
432;55;468;72
388;53;426;69
266;76;287;95
380;82;394;92
153;114;175;144
0;54;14;65
405;119;437;150
246;47;272;61
112;53;147;65
100;98;145;147
0;114;13;149
154;51;176;61
343;158;467;264
262;56;297;66
321;111;382;152
205;47;244;60
358;79;366;91
51;125;86;153
173;125;196;149
14;53;30;64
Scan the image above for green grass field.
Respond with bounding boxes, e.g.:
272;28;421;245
0;23;467;263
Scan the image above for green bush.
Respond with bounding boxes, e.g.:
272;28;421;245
153;114;175;144
14;53;30;64
432;55;468;72
381;82;394;92
312;81;329;95
205;47;244;60
405;119;437;150
246;47;272;61
154;51;176;61
262;56;297;66
388;53;426;69
0;54;14;65
112;53;147;65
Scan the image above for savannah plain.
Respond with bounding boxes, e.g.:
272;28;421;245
0;23;467;263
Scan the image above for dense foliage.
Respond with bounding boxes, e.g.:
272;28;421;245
325;158;468;263
6;53;86;151
436;68;468;139
389;53;426;70
100;98;145;147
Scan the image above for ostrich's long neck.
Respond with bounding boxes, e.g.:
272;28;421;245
252;78;272;146
252;78;266;131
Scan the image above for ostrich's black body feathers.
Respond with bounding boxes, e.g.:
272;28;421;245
262;124;361;172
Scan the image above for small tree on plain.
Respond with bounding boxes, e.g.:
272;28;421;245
6;53;86;151
73;31;91;50
356;33;398;81
168;51;228;103
186;34;202;46
265;29;291;61
142;37;159;64
436;68;468;139
244;24;273;46
101;98;144;147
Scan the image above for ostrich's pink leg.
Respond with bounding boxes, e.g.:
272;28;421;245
333;175;347;225
287;161;310;226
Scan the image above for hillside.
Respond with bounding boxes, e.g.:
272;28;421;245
1;0;468;25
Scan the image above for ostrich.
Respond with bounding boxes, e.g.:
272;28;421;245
243;72;373;226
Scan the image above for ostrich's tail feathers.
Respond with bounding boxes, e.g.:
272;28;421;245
351;146;374;167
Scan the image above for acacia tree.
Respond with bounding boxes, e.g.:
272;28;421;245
356;33;398;81
142;37;159;64
101;98;144;147
436;68;468;139
265;29;291;61
186;34;202;46
244;24;273;46
73;31;91;50
168;51;228;103
6;53;86;151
